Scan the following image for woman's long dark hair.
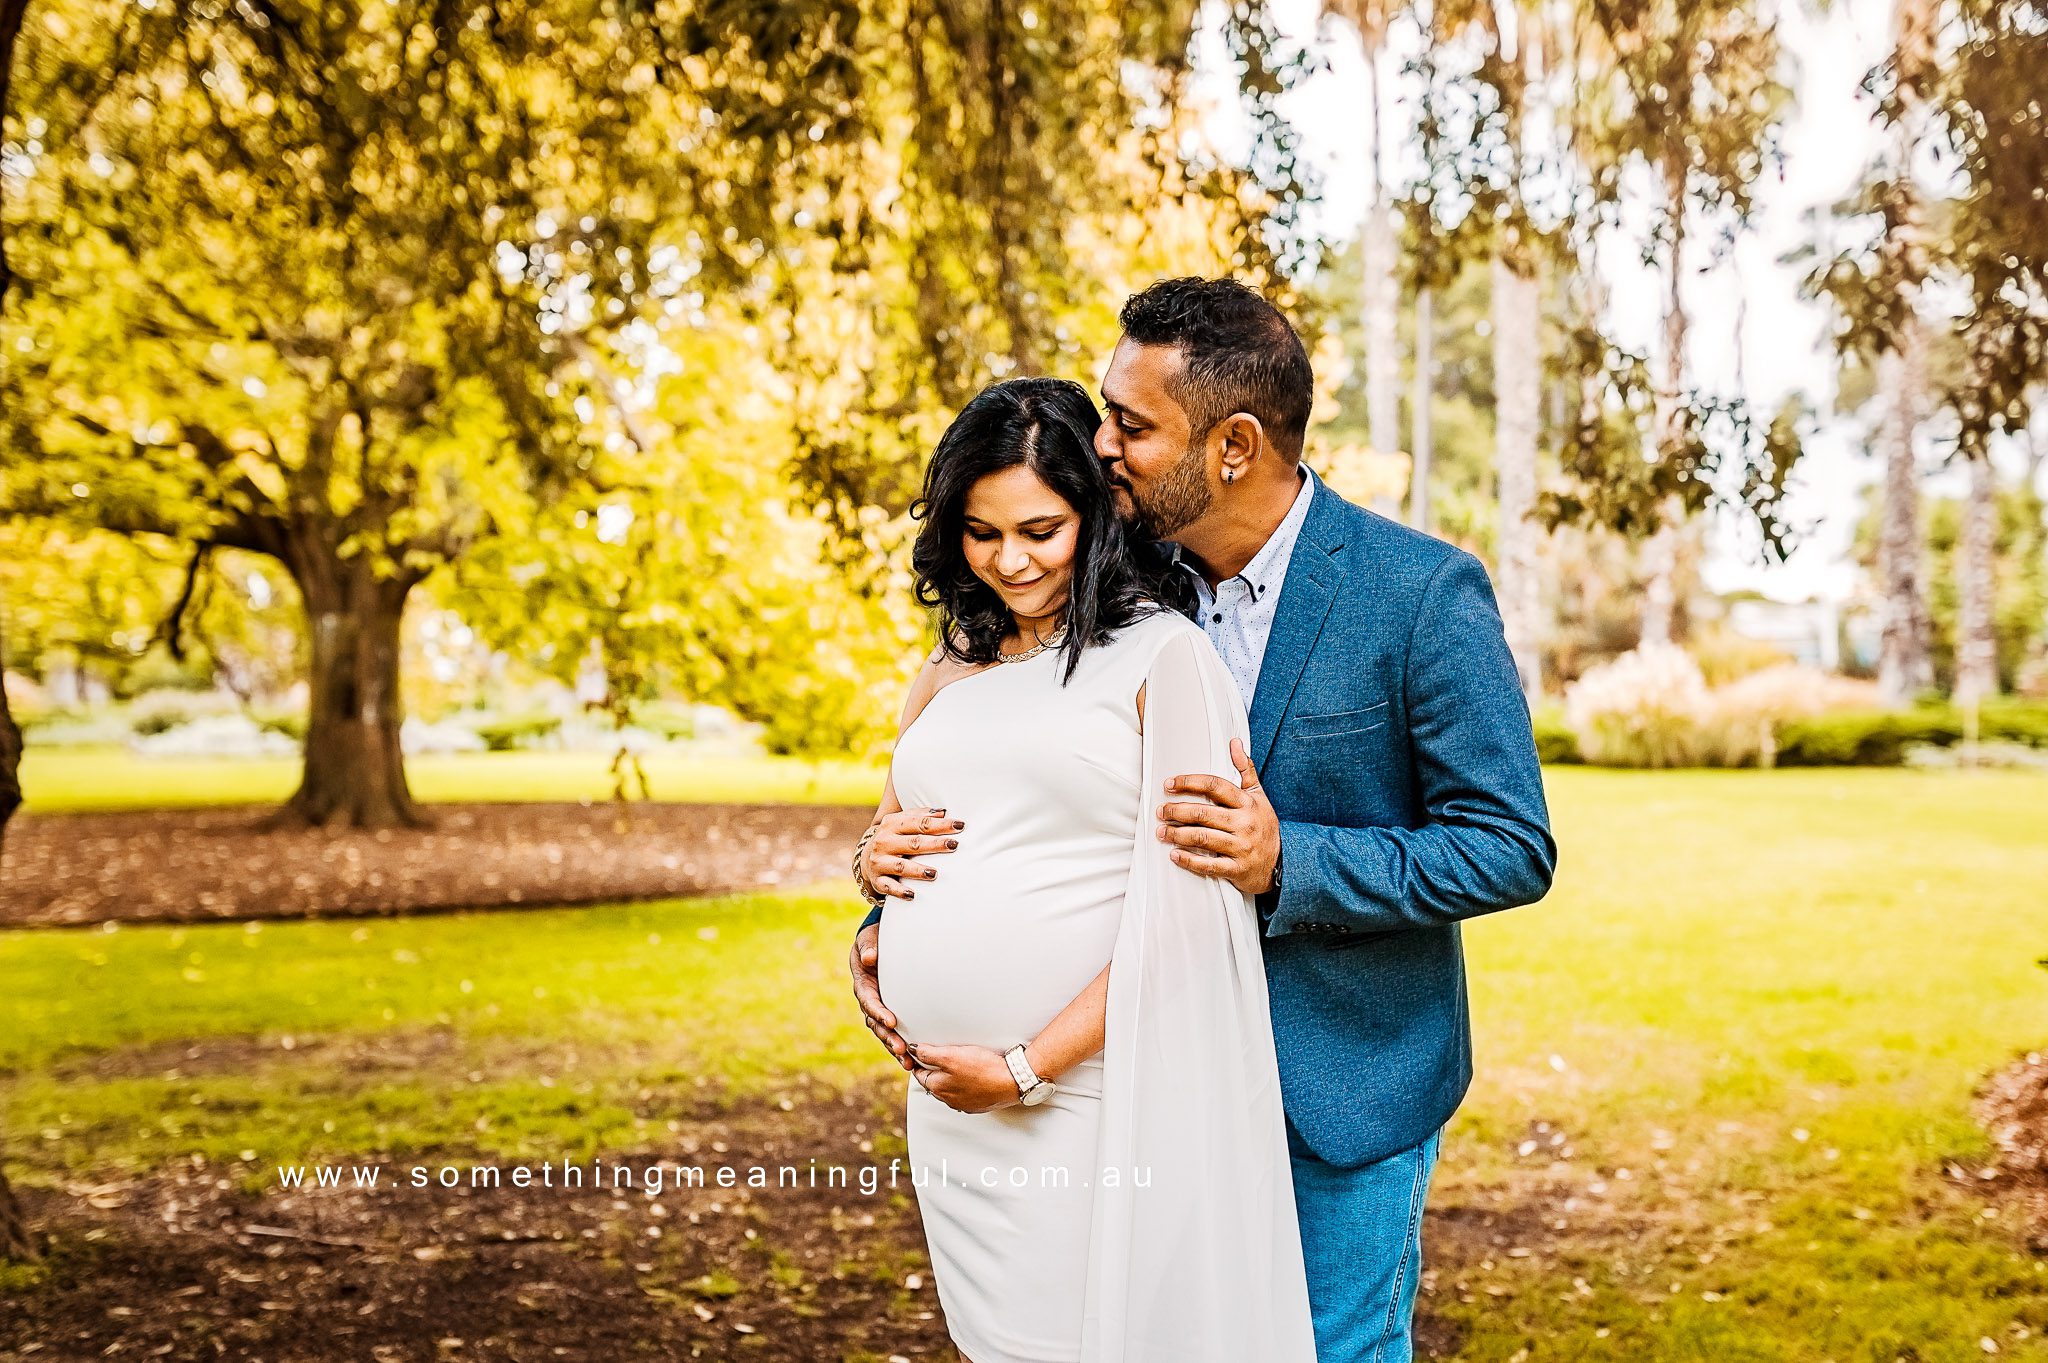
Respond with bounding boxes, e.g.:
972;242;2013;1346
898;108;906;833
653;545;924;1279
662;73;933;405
910;378;1190;683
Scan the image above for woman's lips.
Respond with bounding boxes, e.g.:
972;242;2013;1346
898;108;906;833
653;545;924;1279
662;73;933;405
999;575;1045;592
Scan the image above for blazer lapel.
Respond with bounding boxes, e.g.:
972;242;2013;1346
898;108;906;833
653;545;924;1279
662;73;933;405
1248;483;1347;768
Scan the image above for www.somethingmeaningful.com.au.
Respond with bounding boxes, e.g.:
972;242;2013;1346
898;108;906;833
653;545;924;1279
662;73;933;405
273;1159;1159;1198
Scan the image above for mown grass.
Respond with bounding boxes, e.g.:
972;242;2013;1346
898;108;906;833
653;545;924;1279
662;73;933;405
4;766;2046;1359
16;745;887;813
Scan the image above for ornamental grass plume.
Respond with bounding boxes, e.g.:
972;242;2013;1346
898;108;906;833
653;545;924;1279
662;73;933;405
1564;645;1715;769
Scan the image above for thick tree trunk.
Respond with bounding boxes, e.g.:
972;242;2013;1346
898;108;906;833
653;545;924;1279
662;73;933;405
1410;285;1435;534
1875;324;1935;703
0;610;37;1263
1955;449;1999;706
271;556;428;830
1492;249;1543;698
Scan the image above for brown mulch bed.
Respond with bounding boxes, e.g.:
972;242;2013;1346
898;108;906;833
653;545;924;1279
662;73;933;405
1975;1047;2048;1251
0;803;875;929
0;1082;960;1362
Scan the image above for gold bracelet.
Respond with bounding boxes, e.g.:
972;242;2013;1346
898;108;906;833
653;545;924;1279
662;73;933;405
852;822;885;908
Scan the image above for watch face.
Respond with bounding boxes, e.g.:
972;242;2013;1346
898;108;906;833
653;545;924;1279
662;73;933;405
1020;1082;1051;1106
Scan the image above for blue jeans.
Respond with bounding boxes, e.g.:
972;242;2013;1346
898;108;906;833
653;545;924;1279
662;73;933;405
1285;1117;1443;1363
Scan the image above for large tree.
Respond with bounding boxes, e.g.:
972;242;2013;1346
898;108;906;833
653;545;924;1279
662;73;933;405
1940;0;2048;707
1411;0;1555;697
1585;0;1789;647
1803;0;1940;702
2;0;713;826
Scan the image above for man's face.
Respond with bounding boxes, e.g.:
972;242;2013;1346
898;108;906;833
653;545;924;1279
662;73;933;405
1095;337;1213;541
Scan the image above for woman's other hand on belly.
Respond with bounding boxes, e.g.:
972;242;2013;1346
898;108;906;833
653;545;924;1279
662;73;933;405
908;1042;1019;1114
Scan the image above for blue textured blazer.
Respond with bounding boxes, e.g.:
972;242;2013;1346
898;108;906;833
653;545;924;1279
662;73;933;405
1237;477;1555;1168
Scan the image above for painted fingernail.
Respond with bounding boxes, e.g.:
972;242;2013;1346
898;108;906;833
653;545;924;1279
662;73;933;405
905;889;916;900
923;868;937;878
951;820;965;830
945;838;959;849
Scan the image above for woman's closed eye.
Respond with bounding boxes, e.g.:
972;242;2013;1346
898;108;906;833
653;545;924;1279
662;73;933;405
966;527;1060;543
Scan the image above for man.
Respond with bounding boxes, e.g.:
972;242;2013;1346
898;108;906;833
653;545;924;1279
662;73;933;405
850;276;1556;1362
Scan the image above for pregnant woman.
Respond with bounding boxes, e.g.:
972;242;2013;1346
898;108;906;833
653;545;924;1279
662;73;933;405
848;378;1314;1363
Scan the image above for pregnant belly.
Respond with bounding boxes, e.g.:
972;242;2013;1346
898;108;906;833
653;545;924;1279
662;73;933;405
876;851;1124;1052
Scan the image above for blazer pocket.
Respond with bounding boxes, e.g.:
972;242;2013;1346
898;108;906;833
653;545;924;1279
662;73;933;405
1292;702;1389;740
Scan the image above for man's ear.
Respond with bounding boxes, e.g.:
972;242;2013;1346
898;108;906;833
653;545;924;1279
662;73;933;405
1214;412;1264;483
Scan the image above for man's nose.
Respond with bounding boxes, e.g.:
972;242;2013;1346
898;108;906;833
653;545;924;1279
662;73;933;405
1093;421;1118;461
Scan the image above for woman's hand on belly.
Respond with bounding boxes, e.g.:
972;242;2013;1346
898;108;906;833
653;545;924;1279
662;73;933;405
907;1042;1018;1114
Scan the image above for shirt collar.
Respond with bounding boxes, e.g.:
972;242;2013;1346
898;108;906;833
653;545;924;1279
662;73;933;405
1174;464;1316;600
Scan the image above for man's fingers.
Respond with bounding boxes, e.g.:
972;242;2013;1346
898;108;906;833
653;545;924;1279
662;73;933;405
849;958;900;1031
856;987;900;1031
1170;847;1237;877
1161;822;1235;855
1164;772;1246;807
864;1015;911;1058
1157;800;1234;830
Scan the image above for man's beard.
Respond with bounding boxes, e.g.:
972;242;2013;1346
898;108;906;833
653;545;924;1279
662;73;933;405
1122;440;1211;541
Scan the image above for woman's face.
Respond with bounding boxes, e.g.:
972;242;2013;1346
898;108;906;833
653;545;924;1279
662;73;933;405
961;465;1081;624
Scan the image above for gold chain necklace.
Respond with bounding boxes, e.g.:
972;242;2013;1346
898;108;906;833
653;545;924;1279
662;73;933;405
997;624;1067;664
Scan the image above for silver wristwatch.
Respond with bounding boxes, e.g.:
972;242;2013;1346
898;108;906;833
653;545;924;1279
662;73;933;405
1003;1043;1056;1106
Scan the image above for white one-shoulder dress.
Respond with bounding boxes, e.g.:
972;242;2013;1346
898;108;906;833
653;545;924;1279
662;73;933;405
879;609;1316;1363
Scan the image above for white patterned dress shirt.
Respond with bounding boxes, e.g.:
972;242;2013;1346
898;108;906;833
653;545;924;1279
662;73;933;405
1176;464;1316;710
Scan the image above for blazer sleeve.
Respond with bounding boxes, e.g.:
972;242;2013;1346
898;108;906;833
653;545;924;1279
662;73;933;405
1263;550;1557;937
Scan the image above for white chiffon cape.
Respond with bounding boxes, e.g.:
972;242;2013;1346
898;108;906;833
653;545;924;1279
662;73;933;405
1078;625;1319;1363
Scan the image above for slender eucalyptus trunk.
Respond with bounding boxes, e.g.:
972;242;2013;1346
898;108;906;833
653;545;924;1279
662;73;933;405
1641;163;1690;648
1361;48;1403;519
1876;0;1938;704
1955;449;1999;706
272;549;428;830
1410;285;1435;534
1876;322;1935;703
1492;249;1543;698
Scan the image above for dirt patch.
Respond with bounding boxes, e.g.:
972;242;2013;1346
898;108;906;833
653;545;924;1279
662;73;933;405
26;1024;470;1085
1975;1047;2048;1251
0;802;873;929
0;1082;958;1362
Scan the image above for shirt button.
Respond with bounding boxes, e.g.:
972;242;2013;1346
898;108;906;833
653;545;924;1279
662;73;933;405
1212;614;1222;623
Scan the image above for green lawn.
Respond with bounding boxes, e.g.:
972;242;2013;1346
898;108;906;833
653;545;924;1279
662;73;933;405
4;766;2046;1359
17;745;888;813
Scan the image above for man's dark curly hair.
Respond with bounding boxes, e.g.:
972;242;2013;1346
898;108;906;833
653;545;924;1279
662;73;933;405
910;378;1187;683
1118;277;1313;461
